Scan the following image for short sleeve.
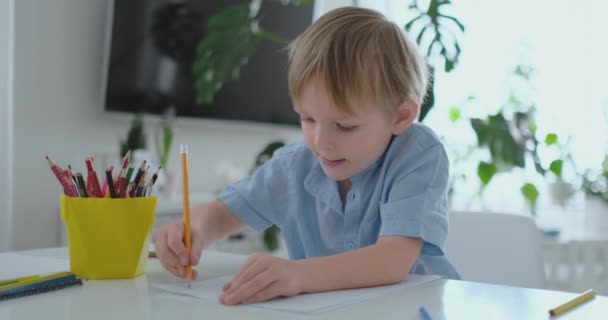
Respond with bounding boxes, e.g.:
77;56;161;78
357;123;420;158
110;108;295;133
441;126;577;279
379;143;449;256
217;146;293;232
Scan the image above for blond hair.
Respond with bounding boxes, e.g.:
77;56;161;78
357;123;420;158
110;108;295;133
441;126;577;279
288;7;428;115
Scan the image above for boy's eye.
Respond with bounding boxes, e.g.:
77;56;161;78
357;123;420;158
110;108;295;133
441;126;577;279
300;117;314;123
337;123;358;131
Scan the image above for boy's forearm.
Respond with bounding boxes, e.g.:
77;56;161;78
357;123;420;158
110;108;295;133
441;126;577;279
194;200;243;245
294;236;422;293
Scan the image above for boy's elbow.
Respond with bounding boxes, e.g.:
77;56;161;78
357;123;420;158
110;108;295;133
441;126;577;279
375;236;423;284
384;264;411;284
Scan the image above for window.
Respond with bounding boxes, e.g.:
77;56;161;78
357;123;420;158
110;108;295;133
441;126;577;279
328;0;608;211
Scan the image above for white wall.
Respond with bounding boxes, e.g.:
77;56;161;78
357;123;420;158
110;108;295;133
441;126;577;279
0;0;14;252
12;0;300;250
313;0;356;19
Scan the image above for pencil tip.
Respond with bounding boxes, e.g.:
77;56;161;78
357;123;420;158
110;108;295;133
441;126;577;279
45;155;50;160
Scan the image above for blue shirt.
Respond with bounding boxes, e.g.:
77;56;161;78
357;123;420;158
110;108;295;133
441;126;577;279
218;123;460;279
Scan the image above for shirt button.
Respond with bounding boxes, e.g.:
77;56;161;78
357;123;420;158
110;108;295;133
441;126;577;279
345;241;355;250
351;193;356;200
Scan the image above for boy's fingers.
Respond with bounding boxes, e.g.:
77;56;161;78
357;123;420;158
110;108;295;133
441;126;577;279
235;254;260;276
156;228;181;272
226;270;274;304
244;281;282;304
227;258;268;296
190;231;204;266
223;282;231;292
157;248;184;278
167;222;189;265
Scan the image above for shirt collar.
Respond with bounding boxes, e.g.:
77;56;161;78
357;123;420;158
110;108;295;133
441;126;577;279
303;135;394;210
304;161;343;213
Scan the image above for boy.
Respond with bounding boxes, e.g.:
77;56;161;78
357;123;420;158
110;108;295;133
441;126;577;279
155;6;460;305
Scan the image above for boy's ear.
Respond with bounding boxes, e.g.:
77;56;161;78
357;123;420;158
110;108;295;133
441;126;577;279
391;100;418;135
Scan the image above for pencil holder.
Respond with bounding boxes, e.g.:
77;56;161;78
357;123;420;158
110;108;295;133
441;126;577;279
59;195;157;280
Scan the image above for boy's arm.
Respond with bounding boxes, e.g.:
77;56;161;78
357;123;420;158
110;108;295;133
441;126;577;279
156;199;243;279
191;200;243;245
220;236;422;304
295;236;422;293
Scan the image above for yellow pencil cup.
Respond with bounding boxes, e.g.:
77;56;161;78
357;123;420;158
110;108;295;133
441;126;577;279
60;195;157;280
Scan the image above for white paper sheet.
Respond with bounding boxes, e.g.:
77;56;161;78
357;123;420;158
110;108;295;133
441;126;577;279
0;253;70;279
152;274;440;314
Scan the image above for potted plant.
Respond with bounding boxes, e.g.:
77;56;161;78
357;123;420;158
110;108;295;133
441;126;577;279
120;113;147;158
448;63;575;215
154;106;177;197
193;0;465;122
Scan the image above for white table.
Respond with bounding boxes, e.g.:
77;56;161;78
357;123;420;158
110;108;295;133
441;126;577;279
1;248;607;320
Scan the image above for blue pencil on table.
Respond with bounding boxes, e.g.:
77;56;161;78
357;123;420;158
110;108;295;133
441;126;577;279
419;306;432;320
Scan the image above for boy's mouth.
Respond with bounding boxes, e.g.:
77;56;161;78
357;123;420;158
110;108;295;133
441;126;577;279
320;156;346;167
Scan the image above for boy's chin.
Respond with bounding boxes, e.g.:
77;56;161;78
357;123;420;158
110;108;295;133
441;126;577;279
320;167;352;181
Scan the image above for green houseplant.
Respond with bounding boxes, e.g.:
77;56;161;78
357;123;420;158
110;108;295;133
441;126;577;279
155;106;175;169
120;113;147;158
582;154;608;205
253;141;286;252
449;64;573;215
193;0;465;122
225;140;285;252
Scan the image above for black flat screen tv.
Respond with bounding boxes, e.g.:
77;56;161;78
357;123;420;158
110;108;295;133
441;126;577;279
104;0;313;126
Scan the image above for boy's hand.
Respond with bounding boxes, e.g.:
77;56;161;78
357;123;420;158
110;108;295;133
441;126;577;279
155;218;205;280
220;253;302;305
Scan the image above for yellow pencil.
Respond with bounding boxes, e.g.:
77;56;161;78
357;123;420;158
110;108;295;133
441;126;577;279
0;275;40;288
180;144;192;288
549;289;596;316
0;272;71;290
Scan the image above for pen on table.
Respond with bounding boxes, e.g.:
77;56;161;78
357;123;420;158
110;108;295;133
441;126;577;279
45;156;79;197
549;289;596;316
181;144;192;288
419;306;432;320
0;275;40;288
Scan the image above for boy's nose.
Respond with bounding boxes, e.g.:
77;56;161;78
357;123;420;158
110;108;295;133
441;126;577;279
314;128;335;151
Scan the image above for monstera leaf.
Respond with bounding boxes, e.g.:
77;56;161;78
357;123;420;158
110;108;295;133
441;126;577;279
194;4;262;104
405;0;464;73
470;113;525;171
